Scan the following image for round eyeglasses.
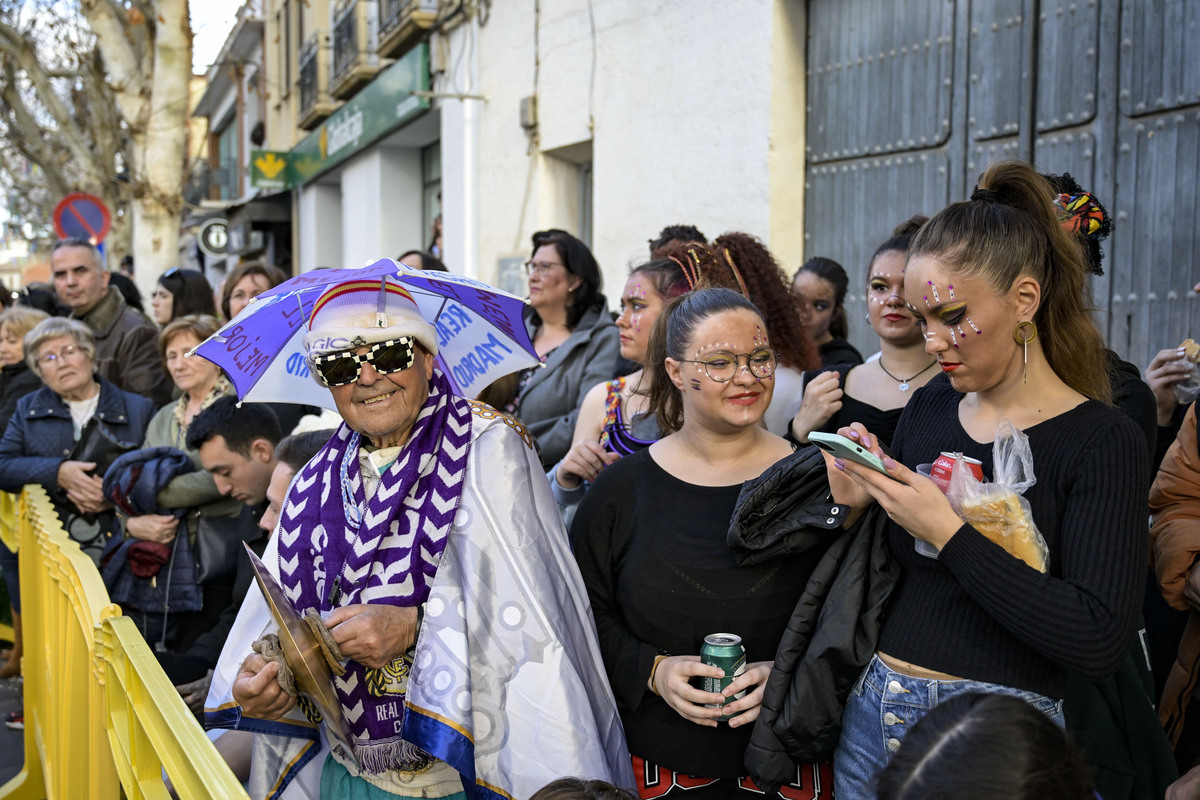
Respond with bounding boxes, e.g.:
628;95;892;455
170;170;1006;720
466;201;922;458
678;348;777;382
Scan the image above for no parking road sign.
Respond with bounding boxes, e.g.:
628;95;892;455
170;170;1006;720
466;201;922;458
53;193;111;243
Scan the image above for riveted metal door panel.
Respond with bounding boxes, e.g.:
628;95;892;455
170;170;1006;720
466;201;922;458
803;0;1195;368
1119;0;1200;118
806;0;955;163
805;153;952;326
1110;111;1200;363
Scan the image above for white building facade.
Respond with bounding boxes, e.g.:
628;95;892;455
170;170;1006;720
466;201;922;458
288;0;809;299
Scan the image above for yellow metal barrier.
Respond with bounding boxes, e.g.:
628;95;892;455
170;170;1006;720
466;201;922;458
97;618;247;799
0;491;19;643
0;487;249;800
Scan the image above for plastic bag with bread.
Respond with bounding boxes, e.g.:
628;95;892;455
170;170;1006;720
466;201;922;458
945;420;1049;572
1174;338;1200;404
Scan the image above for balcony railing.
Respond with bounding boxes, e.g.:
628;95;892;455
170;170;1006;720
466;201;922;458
378;0;438;58
330;0;386;99
298;31;343;130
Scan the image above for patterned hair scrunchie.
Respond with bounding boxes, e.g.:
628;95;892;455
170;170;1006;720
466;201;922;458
1056;192;1106;238
1043;171;1112;275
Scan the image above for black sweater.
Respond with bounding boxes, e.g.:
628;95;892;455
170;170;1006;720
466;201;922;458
878;382;1149;698
571;449;818;778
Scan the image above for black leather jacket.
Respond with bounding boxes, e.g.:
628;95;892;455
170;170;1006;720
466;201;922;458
728;446;898;791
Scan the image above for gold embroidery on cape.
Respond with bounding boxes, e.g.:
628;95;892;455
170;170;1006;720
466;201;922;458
466;400;535;450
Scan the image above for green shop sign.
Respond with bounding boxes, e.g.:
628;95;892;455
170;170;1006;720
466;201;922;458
249;43;430;190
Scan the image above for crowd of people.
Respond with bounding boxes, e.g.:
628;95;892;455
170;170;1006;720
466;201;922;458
0;160;1199;800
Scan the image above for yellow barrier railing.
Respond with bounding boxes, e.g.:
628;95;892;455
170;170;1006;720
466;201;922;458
0;487;249;800
0;491;19;644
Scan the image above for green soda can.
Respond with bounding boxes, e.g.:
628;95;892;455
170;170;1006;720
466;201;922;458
701;633;747;715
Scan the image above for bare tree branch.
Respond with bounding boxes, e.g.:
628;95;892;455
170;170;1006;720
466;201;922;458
0;19;96;166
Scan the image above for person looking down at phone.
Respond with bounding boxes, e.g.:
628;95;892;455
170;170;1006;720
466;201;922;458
571;288;834;799
824;161;1149;799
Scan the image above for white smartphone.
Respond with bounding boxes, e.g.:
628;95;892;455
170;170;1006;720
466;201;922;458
808;431;901;481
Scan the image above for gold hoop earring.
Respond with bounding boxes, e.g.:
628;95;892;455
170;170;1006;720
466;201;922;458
1013;321;1038;384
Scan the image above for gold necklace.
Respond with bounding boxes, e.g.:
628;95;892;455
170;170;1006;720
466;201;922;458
878;358;938;392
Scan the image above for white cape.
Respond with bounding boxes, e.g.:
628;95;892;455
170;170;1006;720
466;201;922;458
206;410;633;800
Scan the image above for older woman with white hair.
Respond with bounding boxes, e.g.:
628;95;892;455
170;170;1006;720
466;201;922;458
0;317;155;673
0;318;156;553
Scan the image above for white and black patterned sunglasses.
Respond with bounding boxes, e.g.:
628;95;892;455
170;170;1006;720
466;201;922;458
310;337;416;387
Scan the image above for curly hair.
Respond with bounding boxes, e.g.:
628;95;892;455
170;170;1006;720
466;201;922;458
649;223;708;256
710;232;820;371
1041;172;1112;276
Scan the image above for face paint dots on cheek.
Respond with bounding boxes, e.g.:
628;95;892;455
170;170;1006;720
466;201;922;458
956;324;966;344
966;317;982;335
948;284;956;301
753;326;768;347
927;281;941;303
949;327;959;348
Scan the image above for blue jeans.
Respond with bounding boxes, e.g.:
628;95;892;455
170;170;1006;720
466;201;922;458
833;655;1064;799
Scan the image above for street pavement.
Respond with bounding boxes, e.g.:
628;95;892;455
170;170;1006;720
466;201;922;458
0;675;22;784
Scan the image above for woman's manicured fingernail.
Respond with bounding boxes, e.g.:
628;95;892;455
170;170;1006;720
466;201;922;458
847;430;860;438
834;458;846;471
883;457;897;470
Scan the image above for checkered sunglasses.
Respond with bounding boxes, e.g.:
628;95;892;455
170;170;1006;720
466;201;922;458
310;337;417;387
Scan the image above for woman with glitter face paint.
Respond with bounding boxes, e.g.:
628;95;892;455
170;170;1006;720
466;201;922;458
572;288;833;799
788;216;934;449
549;258;694;524
824;161;1148;798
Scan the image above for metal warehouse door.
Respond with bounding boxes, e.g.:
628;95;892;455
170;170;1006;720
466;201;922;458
803;0;1200;368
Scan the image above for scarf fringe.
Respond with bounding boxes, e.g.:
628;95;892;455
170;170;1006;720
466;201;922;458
352;737;436;774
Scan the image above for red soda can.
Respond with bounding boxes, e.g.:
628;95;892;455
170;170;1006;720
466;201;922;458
929;452;984;490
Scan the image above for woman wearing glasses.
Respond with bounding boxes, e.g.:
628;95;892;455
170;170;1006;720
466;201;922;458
572;288;831;798
504;229;619;468
0;318;155;561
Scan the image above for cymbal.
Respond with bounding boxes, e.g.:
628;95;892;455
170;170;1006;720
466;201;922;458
245;543;359;766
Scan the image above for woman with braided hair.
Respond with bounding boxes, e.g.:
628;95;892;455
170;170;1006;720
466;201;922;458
825;161;1147;797
657;234;821;435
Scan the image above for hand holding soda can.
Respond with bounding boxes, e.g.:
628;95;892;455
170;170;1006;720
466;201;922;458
701;633;746;719
913;452;984;558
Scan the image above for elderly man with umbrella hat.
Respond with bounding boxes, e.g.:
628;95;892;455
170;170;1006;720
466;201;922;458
208;277;631;800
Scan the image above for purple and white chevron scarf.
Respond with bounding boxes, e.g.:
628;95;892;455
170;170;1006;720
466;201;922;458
276;370;473;773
